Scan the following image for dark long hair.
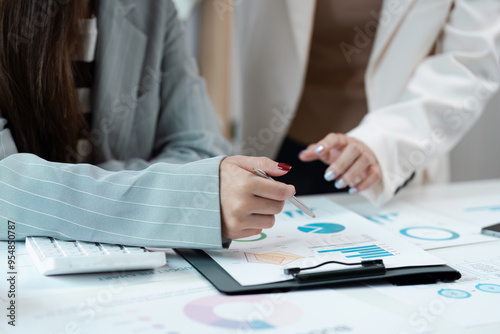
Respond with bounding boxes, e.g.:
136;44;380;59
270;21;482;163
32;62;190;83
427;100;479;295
0;0;86;162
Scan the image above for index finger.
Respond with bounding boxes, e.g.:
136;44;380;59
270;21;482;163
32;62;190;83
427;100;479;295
252;175;296;201
299;133;348;162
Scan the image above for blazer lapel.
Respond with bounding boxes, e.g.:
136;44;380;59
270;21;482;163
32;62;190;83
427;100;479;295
93;0;147;161
368;0;415;71
285;0;316;71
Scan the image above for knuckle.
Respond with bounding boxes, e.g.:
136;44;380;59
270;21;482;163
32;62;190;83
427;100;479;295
325;133;336;143
351;175;362;185
370;163;381;174
359;154;371;166
232;198;247;213
330;163;339;174
270;200;284;215
276;200;285;213
225;225;239;240
276;184;289;200
351;144;361;156
257;157;274;169
342;172;354;183
338;134;348;146
265;216;276;229
336;160;348;171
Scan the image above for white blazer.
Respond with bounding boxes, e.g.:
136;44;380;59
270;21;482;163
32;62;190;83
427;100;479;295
229;0;500;205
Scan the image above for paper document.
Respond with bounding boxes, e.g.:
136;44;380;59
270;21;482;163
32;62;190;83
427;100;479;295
345;201;497;250
206;198;445;286
417;194;500;228
12;279;410;334
0;242;191;297
369;241;500;329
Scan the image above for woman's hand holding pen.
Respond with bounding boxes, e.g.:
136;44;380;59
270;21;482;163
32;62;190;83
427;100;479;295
299;133;382;194
219;156;295;240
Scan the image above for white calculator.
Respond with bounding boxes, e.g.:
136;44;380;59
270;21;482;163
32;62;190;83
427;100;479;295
26;237;167;275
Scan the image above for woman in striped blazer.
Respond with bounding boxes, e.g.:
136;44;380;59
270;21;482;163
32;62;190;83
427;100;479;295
0;0;295;249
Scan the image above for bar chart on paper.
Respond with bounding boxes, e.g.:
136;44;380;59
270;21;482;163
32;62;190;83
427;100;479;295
318;244;395;259
205;198;446;286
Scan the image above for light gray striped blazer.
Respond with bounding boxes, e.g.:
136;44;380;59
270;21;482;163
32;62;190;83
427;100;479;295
0;0;231;249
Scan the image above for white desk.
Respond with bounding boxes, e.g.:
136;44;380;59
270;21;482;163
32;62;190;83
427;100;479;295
1;180;500;334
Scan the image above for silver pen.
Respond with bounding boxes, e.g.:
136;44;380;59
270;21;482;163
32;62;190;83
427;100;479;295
252;168;316;218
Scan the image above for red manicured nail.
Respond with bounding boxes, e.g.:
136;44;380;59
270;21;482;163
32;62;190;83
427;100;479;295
277;163;292;171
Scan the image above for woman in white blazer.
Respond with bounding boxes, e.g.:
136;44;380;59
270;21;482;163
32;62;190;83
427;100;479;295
224;0;500;205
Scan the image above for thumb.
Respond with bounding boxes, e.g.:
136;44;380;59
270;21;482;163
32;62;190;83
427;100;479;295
230;156;292;177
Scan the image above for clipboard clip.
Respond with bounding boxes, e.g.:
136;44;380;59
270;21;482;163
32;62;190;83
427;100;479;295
284;259;386;282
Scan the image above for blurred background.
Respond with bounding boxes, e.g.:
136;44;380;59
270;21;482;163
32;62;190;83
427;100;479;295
173;0;500;185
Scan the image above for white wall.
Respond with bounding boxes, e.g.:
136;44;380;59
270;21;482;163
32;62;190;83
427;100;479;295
450;92;500;182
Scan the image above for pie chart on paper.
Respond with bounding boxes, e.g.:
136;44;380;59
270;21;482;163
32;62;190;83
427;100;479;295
297;223;345;234
399;226;460;241
184;295;302;330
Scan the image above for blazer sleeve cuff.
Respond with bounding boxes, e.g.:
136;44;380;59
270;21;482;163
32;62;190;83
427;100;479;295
347;126;414;206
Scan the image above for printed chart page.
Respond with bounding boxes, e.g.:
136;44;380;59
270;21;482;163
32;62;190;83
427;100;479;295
345;201;497;250
368;241;500;329
11;279;410;334
416;193;500;229
206;198;445;286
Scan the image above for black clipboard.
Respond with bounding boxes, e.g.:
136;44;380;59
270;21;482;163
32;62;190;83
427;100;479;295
175;248;461;295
